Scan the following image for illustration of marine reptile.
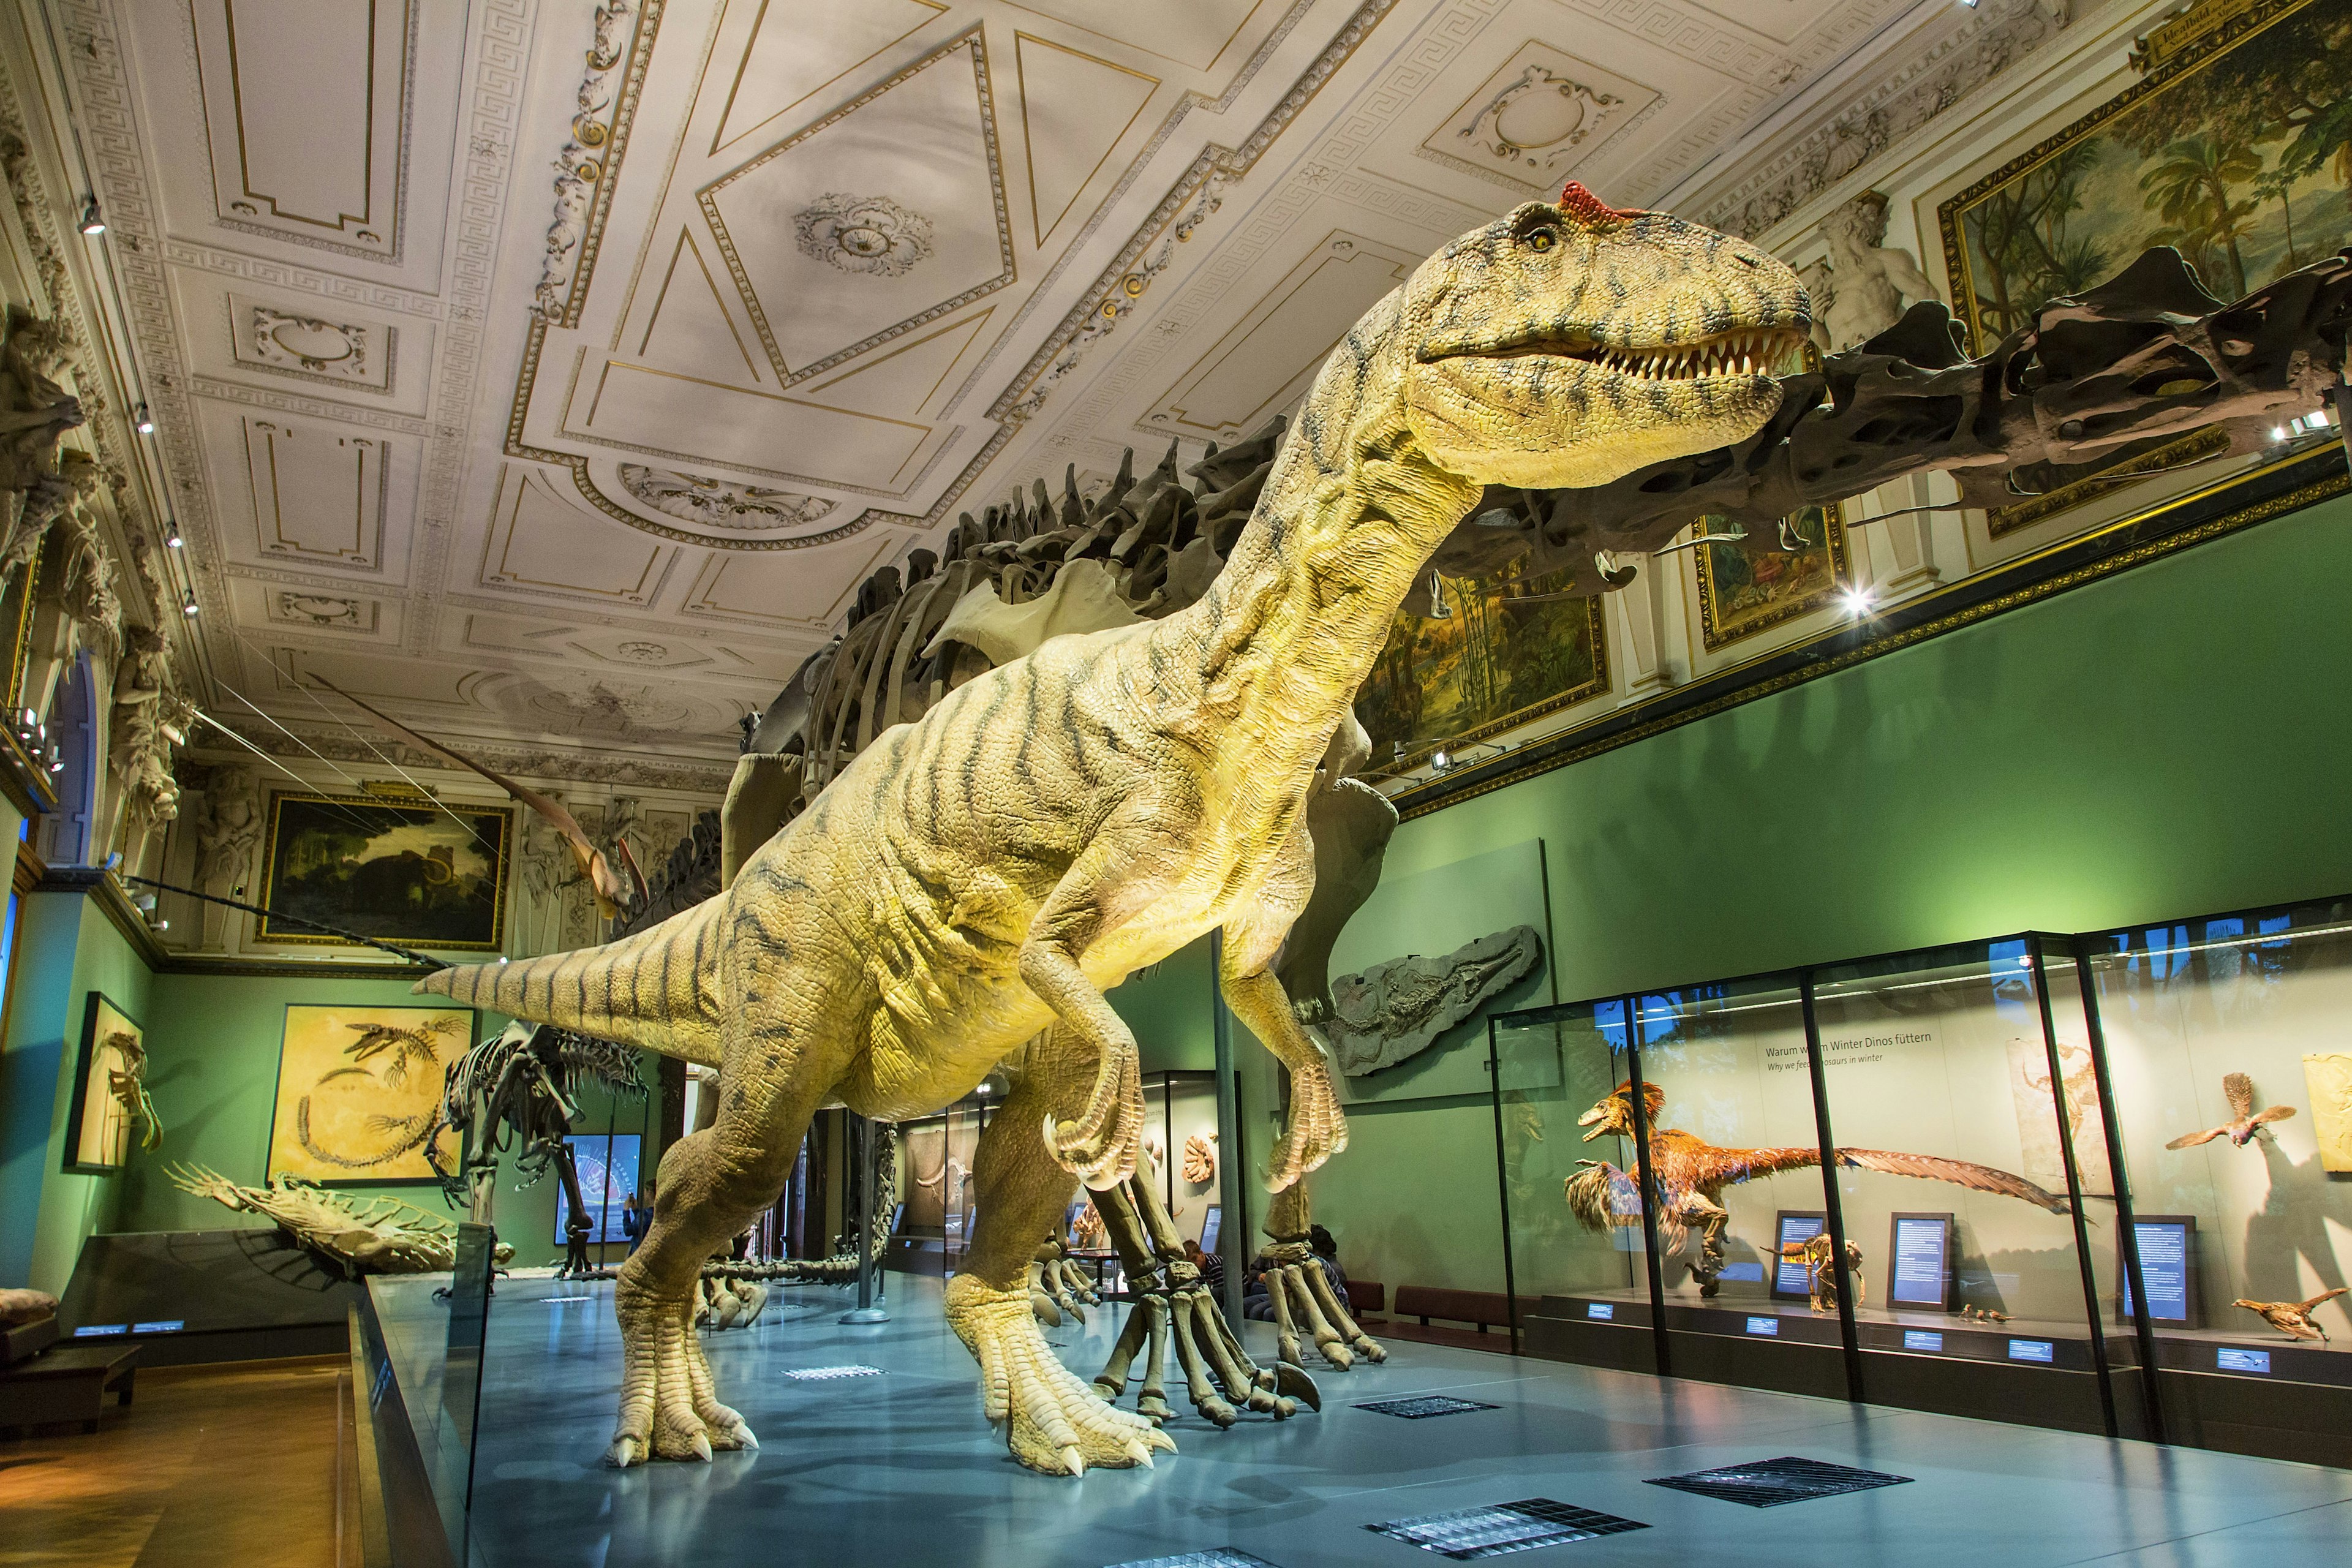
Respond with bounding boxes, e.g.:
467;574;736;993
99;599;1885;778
418;182;1814;1474
1567;1082;2072;1295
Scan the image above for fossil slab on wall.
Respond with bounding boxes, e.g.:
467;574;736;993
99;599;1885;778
1324;924;1544;1079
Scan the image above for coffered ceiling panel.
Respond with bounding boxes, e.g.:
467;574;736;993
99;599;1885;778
479;467;677;608
189;0;414;260
80;0;1934;778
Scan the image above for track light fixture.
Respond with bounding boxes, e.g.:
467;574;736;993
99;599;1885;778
78;197;104;235
134;402;154;434
164;520;183;548
181;589;198;616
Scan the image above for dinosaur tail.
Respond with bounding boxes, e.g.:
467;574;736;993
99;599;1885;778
413;898;726;1065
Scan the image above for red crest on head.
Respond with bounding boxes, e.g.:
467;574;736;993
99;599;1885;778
1558;181;1632;223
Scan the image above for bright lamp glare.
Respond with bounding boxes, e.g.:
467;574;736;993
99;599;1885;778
1841;587;1874;617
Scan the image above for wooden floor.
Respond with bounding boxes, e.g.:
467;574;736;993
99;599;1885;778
0;1354;353;1568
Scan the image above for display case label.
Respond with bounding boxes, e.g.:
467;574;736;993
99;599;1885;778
1746;1316;1779;1336
1890;1218;1951;1306
72;1324;126;1337
2119;1221;2192;1324
2008;1338;2055;1363
1903;1330;1943;1352
132;1320;184;1334
1586;1302;1614;1321
2217;1348;2271;1375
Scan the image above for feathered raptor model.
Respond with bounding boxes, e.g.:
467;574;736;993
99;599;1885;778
1566;1082;2073;1296
2166;1072;2297;1150
2233;1287;2346;1343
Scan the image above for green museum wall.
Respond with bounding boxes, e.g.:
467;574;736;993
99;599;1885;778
1241;492;2352;1302
1;885;157;1295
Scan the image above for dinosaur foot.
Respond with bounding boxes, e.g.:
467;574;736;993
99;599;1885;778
948;1275;1175;1475
606;1286;757;1467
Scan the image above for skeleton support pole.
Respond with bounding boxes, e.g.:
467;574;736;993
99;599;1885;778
840;1116;889;1324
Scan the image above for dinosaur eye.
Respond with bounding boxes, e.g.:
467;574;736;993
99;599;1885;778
1523;225;1559;253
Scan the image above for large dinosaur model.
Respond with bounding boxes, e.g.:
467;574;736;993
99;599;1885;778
1566;1082;2071;1296
418;182;1813;1474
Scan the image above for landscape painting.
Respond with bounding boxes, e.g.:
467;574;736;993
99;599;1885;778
1691;503;1849;651
258;791;510;949
265;1003;474;1183
1355;562;1610;773
1942;0;2352;347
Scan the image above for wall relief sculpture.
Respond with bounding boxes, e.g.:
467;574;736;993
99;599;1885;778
616;464;836;530
1808;190;1940;351
1321;925;1545;1079
1457;66;1624;176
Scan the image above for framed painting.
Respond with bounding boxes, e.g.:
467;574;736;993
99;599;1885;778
258;790;511;949
1938;0;2352;534
265;1003;474;1184
0;549;39;717
62;992;147;1172
1355;560;1610;774
1692;501;1849;652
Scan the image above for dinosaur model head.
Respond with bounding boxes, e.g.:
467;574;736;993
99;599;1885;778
1577;1079;1667;1141
1402;183;1809;491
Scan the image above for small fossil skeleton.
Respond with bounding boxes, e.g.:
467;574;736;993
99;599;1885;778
104;1030;161;1152
168;1164;513;1277
1777;1232;1863;1313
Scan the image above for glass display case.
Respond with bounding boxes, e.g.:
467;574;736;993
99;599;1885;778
2077;897;2352;1465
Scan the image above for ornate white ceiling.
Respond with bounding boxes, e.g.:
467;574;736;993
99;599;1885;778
62;0;1944;781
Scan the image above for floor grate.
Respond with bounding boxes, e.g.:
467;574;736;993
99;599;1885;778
1355;1395;1501;1419
1366;1498;1649;1559
1103;1552;1281;1568
783;1365;886;1381
1644;1456;1913;1507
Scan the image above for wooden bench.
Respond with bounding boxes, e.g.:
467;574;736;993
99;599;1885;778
0;1341;140;1434
1385;1286;1540;1351
1346;1279;1385;1316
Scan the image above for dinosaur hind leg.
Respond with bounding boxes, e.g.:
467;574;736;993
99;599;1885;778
951;1030;1174;1476
607;1056;827;1468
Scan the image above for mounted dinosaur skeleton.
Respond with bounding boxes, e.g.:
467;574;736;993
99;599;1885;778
1566;1082;2071;1297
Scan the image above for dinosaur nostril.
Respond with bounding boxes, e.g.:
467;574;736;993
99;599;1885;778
1732;253;1760;269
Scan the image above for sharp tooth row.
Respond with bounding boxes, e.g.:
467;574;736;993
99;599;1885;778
1592;328;1790;381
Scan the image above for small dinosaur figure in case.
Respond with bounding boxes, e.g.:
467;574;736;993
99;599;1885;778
2233;1288;2346;1343
2166;1072;2296;1149
1779;1232;1863;1313
1568;1082;2071;1296
418;182;1814;1474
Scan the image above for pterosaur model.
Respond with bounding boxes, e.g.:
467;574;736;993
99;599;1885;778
1567;1082;2070;1295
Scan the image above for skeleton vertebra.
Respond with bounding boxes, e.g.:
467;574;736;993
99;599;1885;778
418;184;1811;1474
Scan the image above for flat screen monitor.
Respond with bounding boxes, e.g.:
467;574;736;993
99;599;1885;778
556;1133;643;1245
1887;1212;1954;1311
2119;1215;2198;1327
1770;1212;1826;1302
1200;1205;1223;1256
891;1202;907;1234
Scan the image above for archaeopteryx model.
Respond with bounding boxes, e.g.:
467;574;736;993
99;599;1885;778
2166;1072;2297;1149
1567;1082;2071;1295
420;182;1816;1474
2233;1287;2347;1343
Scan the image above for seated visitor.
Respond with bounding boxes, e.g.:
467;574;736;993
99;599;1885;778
1182;1237;1225;1294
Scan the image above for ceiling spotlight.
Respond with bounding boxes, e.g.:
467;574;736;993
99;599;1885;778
164;521;183;548
1841;586;1874;617
78;198;104;235
1431;748;1452;771
2271;425;2290;442
134;403;154;435
181;589;199;616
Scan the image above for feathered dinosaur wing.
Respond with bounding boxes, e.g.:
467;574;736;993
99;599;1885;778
2166;1125;2226;1150
2224;1071;2255;1121
1681;1142;1824;1189
2250;1103;2296;1127
1836;1147;2072;1214
309;676;635;919
2300;1286;2348;1313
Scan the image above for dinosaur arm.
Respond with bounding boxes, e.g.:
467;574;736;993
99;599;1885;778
1836;1147;2072;1213
1218;816;1348;1191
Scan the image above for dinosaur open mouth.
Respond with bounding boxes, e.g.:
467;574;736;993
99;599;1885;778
1480;325;1806;382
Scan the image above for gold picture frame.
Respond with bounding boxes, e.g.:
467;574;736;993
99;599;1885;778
258;790;511;951
1692;501;1850;652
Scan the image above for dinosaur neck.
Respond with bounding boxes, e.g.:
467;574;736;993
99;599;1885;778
1163;302;1481;798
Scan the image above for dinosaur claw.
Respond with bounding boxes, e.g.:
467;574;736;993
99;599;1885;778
1062;1445;1086;1476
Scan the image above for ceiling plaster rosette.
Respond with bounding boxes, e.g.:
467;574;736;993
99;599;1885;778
579;460;865;550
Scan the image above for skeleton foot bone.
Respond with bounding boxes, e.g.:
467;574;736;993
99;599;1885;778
947;1274;1175;1474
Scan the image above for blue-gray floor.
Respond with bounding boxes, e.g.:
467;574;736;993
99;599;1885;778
389;1272;2352;1568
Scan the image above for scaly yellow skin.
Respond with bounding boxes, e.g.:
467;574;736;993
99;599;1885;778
419;188;1807;1474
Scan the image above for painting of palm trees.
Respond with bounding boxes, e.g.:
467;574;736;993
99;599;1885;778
1692;503;1849;652
1937;0;2352;535
1942;0;2352;347
1354;563;1609;775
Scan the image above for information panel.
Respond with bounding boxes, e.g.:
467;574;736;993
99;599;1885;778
2117;1215;2198;1327
1771;1212;1826;1302
1887;1213;1954;1310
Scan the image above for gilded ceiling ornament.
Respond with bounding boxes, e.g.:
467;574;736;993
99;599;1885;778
616;463;835;530
1457;66;1623;175
792;193;934;277
277;591;363;627
251;307;368;377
